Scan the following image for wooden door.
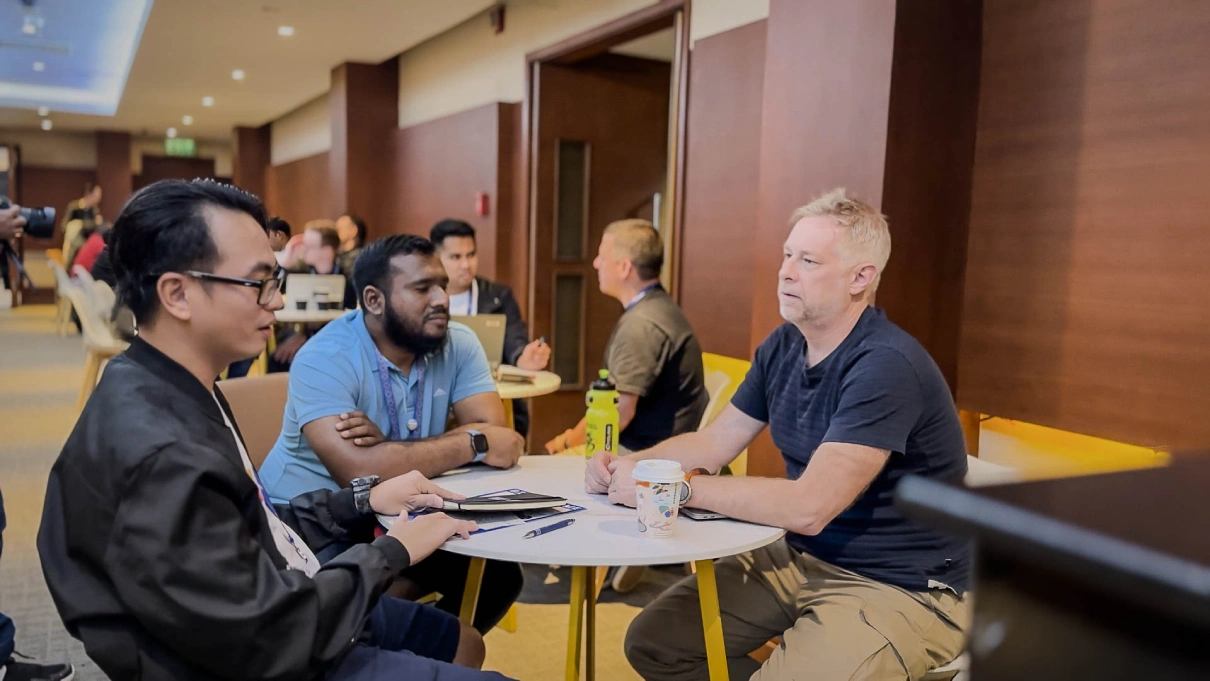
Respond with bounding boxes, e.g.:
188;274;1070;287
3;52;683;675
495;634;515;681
527;55;672;447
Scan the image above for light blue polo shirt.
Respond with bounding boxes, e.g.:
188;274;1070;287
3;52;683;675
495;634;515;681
259;310;497;503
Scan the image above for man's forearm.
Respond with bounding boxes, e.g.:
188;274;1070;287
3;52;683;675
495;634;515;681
345;431;475;482
688;475;821;535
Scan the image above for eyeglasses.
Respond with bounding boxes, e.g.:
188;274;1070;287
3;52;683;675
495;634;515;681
183;266;287;305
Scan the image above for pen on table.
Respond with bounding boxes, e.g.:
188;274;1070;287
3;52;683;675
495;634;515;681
523;518;575;539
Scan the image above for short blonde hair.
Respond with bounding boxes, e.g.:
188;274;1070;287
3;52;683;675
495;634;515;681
791;188;891;288
604;219;663;280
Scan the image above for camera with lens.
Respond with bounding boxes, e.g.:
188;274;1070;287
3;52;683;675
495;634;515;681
0;195;56;240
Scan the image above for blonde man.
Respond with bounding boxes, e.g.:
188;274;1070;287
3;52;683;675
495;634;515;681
592;190;970;680
546;219;707;458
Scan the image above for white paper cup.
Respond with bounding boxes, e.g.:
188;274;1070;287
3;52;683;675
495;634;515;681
634;460;684;538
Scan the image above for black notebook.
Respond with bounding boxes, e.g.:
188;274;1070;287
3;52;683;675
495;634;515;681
442;491;567;512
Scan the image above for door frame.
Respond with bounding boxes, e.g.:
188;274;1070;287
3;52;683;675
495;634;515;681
522;0;692;326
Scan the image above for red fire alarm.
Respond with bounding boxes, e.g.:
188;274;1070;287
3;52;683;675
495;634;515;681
475;192;490;217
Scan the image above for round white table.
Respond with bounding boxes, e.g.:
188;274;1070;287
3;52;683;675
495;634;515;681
392;456;784;681
493;368;561;430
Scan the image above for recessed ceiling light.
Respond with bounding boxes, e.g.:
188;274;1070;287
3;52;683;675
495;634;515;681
182;115;194;125
166;127;178;138
32;61;45;72
277;25;294;37
41;119;53;131
201;96;214;107
232;69;246;81
21;21;37;36
37;107;49;117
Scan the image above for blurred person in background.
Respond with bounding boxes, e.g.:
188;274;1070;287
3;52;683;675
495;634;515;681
430;219;550;438
270;225;357;371
336;213;367;275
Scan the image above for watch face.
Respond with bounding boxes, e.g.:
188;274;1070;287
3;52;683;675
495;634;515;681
472;432;489;453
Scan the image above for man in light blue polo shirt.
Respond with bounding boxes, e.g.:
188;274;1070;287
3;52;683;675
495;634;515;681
260;234;525;633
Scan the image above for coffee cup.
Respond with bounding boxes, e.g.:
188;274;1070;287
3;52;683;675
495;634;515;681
633;459;685;538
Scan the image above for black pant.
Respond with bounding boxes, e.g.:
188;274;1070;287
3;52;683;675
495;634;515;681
402;552;523;635
316;541;523;635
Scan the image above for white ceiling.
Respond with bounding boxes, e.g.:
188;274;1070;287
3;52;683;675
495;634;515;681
0;0;496;140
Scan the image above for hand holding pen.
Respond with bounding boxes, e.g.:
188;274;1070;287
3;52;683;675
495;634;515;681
517;335;551;371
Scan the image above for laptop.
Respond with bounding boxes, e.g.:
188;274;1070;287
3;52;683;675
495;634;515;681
453;313;507;370
284;273;346;310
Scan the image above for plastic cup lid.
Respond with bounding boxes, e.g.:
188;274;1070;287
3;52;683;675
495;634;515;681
633;459;684;483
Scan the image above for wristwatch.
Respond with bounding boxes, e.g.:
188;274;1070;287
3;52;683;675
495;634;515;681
351;475;380;515
468;429;489;463
679;468;711;506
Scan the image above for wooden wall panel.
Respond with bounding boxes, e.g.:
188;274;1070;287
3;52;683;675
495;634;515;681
134;156;217;190
497;102;528;308
95;131;133;216
745;0;897;477
877;0;981;390
330;59;399;235
959;0;1210;449
264;151;333;235
233;125;271;200
679;19;766;360
18;166;95;247
382;103;503;277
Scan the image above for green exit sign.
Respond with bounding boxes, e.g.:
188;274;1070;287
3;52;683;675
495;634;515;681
164;138;196;157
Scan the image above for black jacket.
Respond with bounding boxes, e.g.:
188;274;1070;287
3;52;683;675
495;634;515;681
37;338;411;681
475;277;531;437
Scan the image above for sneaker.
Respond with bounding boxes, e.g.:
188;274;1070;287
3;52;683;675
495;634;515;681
611;565;648;594
2;653;74;681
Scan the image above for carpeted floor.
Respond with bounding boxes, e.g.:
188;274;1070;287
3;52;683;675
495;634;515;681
0;304;673;680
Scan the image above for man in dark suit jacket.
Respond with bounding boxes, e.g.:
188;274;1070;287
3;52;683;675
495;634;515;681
431;220;550;438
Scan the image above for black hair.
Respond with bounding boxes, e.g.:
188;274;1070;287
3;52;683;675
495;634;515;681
267;216;291;237
353;234;436;308
342;214;368;247
111;179;268;326
429;219;476;248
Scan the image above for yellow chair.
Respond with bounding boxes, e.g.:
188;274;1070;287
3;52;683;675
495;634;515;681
64;285;128;410
701;352;752;475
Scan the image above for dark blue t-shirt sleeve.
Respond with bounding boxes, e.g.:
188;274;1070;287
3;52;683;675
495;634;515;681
731;334;775;423
822;347;923;454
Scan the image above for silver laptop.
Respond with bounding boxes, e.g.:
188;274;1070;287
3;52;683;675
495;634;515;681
284;274;346;310
453;314;507;370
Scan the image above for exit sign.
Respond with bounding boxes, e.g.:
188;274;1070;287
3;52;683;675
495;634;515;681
164;138;196;157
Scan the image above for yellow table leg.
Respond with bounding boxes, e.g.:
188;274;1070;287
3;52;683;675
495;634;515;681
695;559;728;681
503;398;515;430
585;566;597;681
565;565;587;681
460;557;487;626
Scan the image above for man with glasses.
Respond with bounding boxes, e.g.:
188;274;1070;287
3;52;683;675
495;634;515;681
38;179;514;681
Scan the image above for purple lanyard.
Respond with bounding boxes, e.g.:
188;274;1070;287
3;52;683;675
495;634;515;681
376;353;425;441
626;283;662;311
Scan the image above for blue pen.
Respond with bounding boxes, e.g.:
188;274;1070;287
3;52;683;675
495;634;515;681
523;518;575;539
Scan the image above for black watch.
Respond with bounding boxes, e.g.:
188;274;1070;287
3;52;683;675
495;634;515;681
351;475;380;515
468;429;489;463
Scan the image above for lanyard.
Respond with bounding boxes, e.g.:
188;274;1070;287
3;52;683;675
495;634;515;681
463;279;478;316
625;283;663;311
376;353;426;441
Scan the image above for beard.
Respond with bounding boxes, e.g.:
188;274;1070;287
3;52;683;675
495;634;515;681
382;302;448;355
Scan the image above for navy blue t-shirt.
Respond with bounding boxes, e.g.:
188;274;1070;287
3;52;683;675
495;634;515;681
732;307;971;592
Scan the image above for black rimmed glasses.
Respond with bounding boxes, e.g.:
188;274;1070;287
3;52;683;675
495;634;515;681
182;266;287;305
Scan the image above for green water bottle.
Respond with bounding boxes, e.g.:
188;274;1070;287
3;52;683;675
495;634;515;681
585;369;619;459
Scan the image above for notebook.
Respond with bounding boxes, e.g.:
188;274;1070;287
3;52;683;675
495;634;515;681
377;489;585;535
442;490;566;512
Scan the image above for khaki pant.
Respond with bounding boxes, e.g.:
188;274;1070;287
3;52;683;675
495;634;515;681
625;541;969;681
